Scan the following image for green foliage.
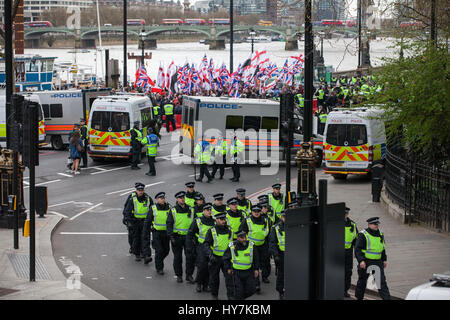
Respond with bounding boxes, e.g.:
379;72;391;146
369;40;450;165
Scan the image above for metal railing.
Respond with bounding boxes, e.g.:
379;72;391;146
385;144;450;233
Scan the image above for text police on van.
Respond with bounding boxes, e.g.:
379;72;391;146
51;92;82;99
199;103;241;109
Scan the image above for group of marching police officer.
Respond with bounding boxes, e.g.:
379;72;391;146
123;179;390;300
122;181;287;300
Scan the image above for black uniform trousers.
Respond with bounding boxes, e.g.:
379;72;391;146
208;256;234;298
254;242;270;287
275;252;284;294
344;248;353;293
232;269;256;300
152;230;170;271
127;225;134;251
231;159;240;180
165;115;176;132
171;234;195;277
81;139;88;167
198;163;213;181
212;155;226;178
130;219;147;257
355;260;390;300
195;244;209;286
131;144;140;169
147;156;156;175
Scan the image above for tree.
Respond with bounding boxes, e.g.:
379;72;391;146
369;40;450;165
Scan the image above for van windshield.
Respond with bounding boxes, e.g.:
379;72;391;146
326;124;367;146
91;111;130;132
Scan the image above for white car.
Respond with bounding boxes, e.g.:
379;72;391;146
406;272;450;300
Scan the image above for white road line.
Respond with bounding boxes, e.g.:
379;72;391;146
23;181;29;185
118;181;165;196
49;201;75;208
90;164;143;175
106;181;165;196
69;202;103;221
60;232;128;235
24;179;61;189
48;211;69;219
58;173;73;178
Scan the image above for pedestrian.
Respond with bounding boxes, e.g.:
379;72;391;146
211;135;227;180
344;207;358;298
186;202;215;293
163;100;176;132
194;138;213;183
129;121;142;170
143;192;171;274
69;130;84;174
236;188;252;217
193;192;205;218
212;193;227;218
223;230;259;300
354;217;390;300
123;182;153;263
238;205;271;293
204;212;234;300
141;127;158;176
225;198;244;240
166;191;195;283
184;182;197;208
268;183;286;219
79;118;89;168
230;135;244;182
269;210;285;299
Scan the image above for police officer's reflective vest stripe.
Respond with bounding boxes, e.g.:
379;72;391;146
230;241;254;270
211;228;232;256
226;212;242;239
130;128;142;142
246;217;269;246
232;139;244;155
153;106;160;116
361;230;385;260
132;195;150;219
185;196;195;208
215;140;228;156
266;208;276;225
345;221;357;249
268;193;285;216
171;207;193;235
318;90;325;99
275;225;285;252
142;134;157;156
319;114;328;124
237;199;251;217
164;104;174;115
152;204;170;231
196;218;213;244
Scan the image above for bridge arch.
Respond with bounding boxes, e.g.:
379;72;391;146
24;28;76;39
144;26;211;38
215;26;286;38
81;27;140;39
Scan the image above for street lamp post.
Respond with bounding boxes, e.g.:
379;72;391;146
140;30;145;67
230;0;234;73
249;29;256;54
123;0;127;88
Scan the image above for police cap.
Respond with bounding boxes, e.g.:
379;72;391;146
236;230;247;238
185;182;195;188
155;192;166;199
236;188;246;195
227;198;238;205
272;183;281;189
367;217;380;225
257;194;269;202
345;207;350;214
259;201;269;208
214;212;227;220
80;118;86;122
135;182;145;190
251;205;262;212
213;193;224;201
175;191;186;199
194;192;204;200
203;203;212;210
134;121;140;125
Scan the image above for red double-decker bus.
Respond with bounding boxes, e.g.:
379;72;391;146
208;18;230;25
184;19;206;25
162;19;183;25
25;21;53;28
127;19;146;26
321;20;344;26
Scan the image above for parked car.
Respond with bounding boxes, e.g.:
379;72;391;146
405;272;450;300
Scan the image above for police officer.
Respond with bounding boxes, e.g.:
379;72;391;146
354;217;390;300
268;183;286;219
193;192;205;218
143;192;171;274
269;210;285;299
238;205;271;292
344;207;358;297
167;191;195;283
211;135;228;180
225;198;244;240
236;188;252;217
123;182;153;262
318;107;328;135
184;182;197;208
223;230;259;300
258;196;277;228
204;212;234;300
163;100;176;132
141;127;158;176
230;135;244;182
130;121;142;170
194;138;213;183
79;118;88;168
187;202;215;292
212;193;227;218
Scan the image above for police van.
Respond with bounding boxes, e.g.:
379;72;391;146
31;88;110;150
180;96;323;165
0;93;46;147
87;94;153;160
323;107;386;179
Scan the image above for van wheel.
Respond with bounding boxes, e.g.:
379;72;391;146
332;174;347;180
92;157;104;163
51;136;65;150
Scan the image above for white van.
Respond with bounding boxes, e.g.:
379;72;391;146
323;107;386;179
88;94;153;160
0;93;46;147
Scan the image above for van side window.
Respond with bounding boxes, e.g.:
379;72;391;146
111;112;130;132
189;108;194;126
140;108;151;128
226;116;243;130
91;111;110;131
182;106;188;124
42;104;50;118
261;117;278;131
50;104;63;118
244;116;261;131
326;124;367;146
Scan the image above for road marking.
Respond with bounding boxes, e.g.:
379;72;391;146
24;179;61;189
60;232;128;235
48;211;69;219
91;164;143;175
69;203;103;221
118;181;165;196
58;173;73;178
23;181;29;185
106;181;165;196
